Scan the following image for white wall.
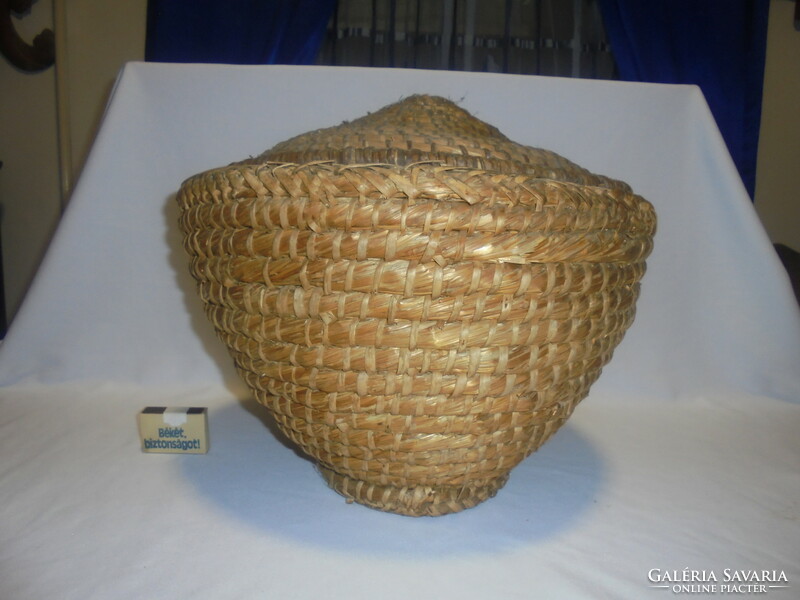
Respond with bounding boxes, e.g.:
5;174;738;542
60;0;148;184
755;0;800;249
0;0;61;324
0;0;147;327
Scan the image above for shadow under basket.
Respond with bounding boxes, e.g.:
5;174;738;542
177;95;656;516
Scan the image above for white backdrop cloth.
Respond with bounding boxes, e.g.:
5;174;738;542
1;64;798;600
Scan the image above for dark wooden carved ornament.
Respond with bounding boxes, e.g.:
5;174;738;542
0;0;54;71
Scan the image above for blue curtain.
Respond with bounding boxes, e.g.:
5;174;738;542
145;0;337;65
597;0;770;198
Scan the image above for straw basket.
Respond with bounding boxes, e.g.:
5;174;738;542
177;95;655;516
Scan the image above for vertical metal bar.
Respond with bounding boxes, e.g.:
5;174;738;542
588;0;599;79
449;0;458;70
441;0;455;70
571;0;582;78
535;0;541;74
330;0;340;65
503;0;512;73
370;0;377;66
388;0;396;67
464;0;476;71
413;0;421;68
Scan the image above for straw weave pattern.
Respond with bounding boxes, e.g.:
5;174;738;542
177;95;655;516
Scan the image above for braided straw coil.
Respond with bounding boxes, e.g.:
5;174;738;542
177;95;655;516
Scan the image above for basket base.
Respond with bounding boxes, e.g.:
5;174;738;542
319;466;510;517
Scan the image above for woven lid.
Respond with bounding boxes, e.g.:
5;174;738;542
253;95;627;190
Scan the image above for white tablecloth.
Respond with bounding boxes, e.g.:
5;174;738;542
1;63;798;600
